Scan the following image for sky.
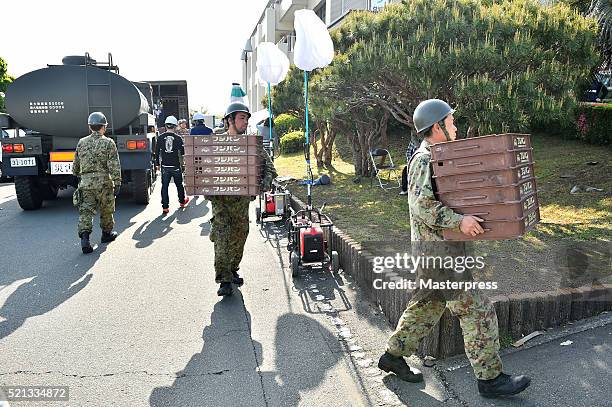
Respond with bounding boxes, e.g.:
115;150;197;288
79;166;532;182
1;0;270;115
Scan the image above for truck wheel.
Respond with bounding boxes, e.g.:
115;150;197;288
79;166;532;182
132;170;151;204
291;250;300;277
41;184;59;200
15;176;43;210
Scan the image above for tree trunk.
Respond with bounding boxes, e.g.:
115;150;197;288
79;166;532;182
379;110;390;148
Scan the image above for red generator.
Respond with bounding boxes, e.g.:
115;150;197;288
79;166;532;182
287;207;339;277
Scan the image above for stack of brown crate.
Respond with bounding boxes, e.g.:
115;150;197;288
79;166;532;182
183;134;263;196
430;133;540;240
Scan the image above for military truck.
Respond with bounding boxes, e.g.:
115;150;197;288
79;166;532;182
0;53;172;210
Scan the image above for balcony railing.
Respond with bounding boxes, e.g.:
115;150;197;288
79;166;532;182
277;34;296;53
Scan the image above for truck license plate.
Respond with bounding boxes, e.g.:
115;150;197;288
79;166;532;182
50;162;73;175
10;157;36;167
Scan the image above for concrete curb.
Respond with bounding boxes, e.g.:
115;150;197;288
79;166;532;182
289;194;612;358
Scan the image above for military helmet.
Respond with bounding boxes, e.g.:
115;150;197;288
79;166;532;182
88;111;108;126
224;102;251;120
413;99;455;134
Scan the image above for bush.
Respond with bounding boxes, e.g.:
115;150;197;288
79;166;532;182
574;103;612;145
280;130;305;154
274;113;302;138
323;0;600;136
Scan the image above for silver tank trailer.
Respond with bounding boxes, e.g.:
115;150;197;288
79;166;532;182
5;63;149;137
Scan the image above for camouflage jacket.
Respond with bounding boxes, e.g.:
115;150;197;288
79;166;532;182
407;139;463;241
73;131;121;189
408;140;471;300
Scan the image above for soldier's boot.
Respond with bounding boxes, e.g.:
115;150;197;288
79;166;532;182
101;231;118;243
80;232;93;254
478;373;531;398
377;352;423;383
232;269;244;286
217;282;233;297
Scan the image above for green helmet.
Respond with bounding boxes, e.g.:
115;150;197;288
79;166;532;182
413;99;455;134
88;111;108;126
224;102;251;120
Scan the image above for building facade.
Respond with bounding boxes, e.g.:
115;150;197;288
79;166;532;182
241;0;398;112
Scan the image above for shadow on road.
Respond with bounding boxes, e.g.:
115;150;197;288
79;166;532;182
0;189;139;340
149;294;345;407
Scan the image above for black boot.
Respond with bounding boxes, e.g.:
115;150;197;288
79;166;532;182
232;269;244;287
378;352;423;383
478;373;531;398
217;282;233;297
101;231;118;243
80;232;93;254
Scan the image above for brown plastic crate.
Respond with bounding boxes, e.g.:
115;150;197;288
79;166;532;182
431;133;531;161
187;175;261;187
184;134;262;147
448;193;539;221
184;164;263;176
433;164;534;192
431;149;534;177
186;185;260;196
185;155;261;166
442;207;540;241
436;177;537;206
186;145;262;156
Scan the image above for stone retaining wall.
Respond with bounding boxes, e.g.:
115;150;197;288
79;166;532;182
289;195;612;358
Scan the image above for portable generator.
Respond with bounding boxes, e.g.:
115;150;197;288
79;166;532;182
287;206;339;277
256;182;291;224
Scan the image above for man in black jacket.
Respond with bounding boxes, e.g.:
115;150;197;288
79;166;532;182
155;115;189;214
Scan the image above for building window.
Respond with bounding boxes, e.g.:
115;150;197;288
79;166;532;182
314;1;326;22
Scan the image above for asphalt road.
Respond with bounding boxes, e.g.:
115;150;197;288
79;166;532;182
0;181;610;407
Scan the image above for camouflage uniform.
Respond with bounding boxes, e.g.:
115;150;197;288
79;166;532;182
176;127;190;136
385;139;503;381
208;138;277;284
72;130;121;236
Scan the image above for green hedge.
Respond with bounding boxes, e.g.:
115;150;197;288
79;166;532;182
574;103;612;145
274;114;301;138
280;130;305;154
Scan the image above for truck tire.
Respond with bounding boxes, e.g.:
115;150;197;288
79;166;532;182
15;176;43;210
41;184;59;200
132;169;151;204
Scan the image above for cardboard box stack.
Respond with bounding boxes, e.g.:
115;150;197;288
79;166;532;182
183;134;263;196
430;133;540;240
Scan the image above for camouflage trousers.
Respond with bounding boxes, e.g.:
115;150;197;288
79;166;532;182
386;289;502;380
77;187;115;236
209;196;250;283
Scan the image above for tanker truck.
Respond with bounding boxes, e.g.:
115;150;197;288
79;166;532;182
0;53;159;210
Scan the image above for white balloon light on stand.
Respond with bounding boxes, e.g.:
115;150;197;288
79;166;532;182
293;9;334;207
256;42;290;158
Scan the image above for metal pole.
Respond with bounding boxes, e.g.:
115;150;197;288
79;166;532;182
267;82;273;158
304;70;312;209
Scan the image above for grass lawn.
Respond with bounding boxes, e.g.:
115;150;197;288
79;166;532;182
275;133;611;242
273;133;611;294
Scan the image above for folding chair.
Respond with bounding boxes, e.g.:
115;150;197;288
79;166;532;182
369;148;401;190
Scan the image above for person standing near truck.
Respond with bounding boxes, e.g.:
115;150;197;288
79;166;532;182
72;112;121;254
155;115;189;214
189;112;213;135
177;119;190;136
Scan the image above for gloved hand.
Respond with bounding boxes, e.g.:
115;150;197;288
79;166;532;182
114;185;121;197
